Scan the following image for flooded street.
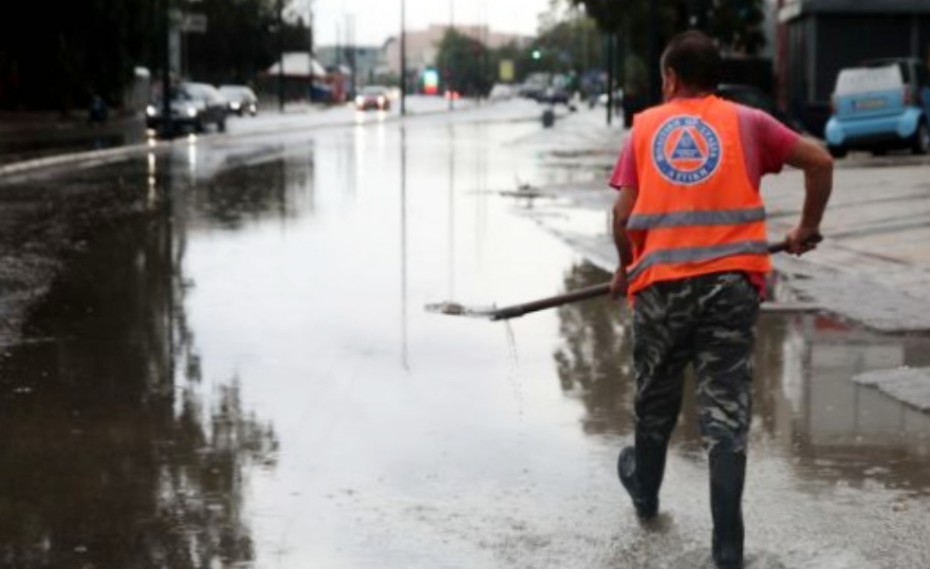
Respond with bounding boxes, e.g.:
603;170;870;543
1;105;929;568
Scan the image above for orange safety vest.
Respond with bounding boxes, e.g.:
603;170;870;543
626;95;771;297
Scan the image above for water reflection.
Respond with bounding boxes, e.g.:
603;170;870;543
0;122;147;166
553;262;634;436
555;262;930;493
181;148;314;230
0;157;277;567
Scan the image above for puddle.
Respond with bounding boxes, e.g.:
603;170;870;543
1;107;928;568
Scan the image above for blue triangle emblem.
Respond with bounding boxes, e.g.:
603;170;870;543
670;129;703;160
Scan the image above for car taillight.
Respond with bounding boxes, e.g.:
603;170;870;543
830;95;836;114
903;87;912;106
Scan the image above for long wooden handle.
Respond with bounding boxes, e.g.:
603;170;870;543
488;236;821;321
490;283;611;321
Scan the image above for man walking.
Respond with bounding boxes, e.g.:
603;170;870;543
608;31;832;569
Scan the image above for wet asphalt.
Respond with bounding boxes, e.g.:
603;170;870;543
0;103;928;568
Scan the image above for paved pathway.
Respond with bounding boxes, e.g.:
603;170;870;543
516;109;930;333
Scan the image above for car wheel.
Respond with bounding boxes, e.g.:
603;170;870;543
911;121;929;155
194;120;205;134
218;118;227;133
828;145;847;159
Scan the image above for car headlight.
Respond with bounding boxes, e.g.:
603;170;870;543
186;107;197;117
377;96;385;105
146;105;157;117
355;96;364;106
230;101;241;110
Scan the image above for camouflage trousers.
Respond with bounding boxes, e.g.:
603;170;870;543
632;271;760;456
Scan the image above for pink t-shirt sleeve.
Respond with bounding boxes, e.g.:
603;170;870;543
738;107;800;186
608;134;637;190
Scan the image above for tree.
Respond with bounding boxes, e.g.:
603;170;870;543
570;0;767;55
436;29;494;97
568;0;767;106
535;12;605;74
0;0;158;111
0;0;305;111
186;0;309;86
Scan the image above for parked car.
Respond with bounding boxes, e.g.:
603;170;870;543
355;86;391;111
537;86;571;106
146;82;228;133
488;83;516;101
825;58;930;157
716;83;805;133
594;88;624;109
219;84;259;116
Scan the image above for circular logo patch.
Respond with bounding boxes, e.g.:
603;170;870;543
651;116;722;185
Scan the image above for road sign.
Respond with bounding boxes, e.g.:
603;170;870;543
181;13;208;33
499;59;514;82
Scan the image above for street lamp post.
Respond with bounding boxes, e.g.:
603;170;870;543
161;0;173;139
400;0;406;115
278;0;285;112
308;3;315;104
448;0;454;111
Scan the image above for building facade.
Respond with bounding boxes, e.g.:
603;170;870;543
315;46;386;86
384;25;530;77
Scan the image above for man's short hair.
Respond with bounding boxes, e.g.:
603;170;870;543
661;31;721;91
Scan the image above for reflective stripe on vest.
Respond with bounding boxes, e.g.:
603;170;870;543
627;206;766;230
627;240;770;281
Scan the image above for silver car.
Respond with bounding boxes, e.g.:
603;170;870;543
219;85;259;116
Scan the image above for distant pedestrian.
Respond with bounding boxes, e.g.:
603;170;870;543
88;93;108;125
607;31;833;569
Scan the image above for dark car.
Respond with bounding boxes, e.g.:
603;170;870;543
716;84;806;133
355;86;391;111
219;85;259;116
537;86;571;106
146;82;228;133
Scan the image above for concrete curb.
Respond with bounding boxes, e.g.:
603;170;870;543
0;141;163;179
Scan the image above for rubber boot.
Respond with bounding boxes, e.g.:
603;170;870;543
709;448;746;569
618;447;657;519
635;435;670;506
618;436;669;520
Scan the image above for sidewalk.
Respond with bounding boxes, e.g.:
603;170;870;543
0;112;148;166
519;108;930;333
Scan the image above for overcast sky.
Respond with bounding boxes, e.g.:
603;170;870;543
296;0;554;47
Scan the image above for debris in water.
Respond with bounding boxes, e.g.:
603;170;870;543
424;300;496;318
426;301;467;315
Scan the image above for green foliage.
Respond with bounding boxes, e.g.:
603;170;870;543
534;14;605;73
0;0;158;110
486;11;604;86
0;0;305;111
570;0;767;55
186;0;309;86
436;29;495;97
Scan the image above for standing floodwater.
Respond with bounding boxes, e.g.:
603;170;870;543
0;103;928;568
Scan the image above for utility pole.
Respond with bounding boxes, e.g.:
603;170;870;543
161;0;173;138
648;0;660;105
308;2;315;103
400;0;407;115
348;14;356;99
448;0;454;111
606;32;614;126
278;0;285;112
